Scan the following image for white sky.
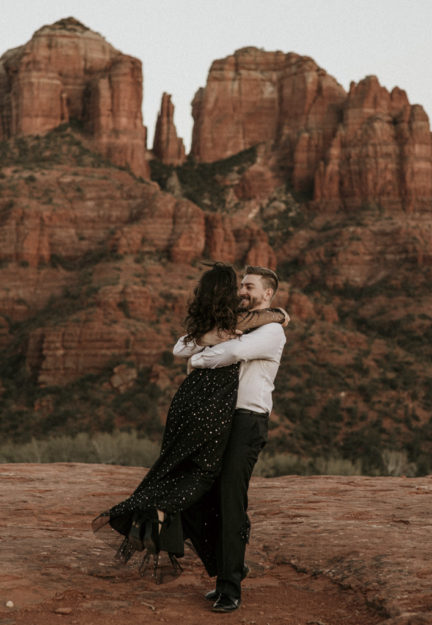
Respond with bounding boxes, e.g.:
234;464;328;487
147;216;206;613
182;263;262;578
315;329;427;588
2;0;431;150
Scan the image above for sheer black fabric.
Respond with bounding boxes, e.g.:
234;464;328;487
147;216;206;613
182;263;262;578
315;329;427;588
92;363;240;569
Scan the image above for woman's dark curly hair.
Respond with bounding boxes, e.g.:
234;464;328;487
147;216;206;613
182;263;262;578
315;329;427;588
184;262;240;342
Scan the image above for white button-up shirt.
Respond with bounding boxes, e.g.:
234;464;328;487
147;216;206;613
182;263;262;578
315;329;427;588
173;323;286;414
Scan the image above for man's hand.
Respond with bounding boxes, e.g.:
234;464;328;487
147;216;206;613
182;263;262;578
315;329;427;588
197;327;242;347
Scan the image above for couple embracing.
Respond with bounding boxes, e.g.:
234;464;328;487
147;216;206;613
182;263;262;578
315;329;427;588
93;263;288;612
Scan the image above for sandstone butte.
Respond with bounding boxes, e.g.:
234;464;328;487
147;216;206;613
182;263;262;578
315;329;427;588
0;463;431;625
191;47;432;211
1;20;431;211
0;17;150;178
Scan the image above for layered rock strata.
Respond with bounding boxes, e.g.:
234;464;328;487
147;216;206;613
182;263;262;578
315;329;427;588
191;47;347;194
314;77;432;211
0;18;149;177
0;161;276;385
191;48;432;211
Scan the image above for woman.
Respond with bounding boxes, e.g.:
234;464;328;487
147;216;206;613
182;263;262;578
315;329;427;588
92;263;286;582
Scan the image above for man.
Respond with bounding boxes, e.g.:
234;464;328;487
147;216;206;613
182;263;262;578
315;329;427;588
173;265;287;612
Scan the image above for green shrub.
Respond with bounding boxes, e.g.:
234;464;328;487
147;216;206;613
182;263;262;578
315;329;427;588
253;449;418;477
0;430;160;466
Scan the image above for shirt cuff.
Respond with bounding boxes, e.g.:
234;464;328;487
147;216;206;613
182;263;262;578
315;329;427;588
190;353;205;368
173;336;204;358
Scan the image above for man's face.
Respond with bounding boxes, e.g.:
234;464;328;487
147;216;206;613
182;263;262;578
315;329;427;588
239;274;271;310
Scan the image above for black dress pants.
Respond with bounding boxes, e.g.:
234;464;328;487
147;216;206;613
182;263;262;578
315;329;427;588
214;408;269;599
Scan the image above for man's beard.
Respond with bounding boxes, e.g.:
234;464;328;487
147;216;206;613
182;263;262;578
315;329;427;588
239;295;261;310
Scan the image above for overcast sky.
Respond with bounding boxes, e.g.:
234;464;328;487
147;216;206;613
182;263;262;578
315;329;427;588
2;0;431;150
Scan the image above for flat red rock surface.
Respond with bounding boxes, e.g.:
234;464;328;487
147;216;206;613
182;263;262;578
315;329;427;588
1;464;431;625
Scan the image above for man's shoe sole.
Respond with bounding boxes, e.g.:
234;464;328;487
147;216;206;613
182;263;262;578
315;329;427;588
211;596;240;612
211;603;240;612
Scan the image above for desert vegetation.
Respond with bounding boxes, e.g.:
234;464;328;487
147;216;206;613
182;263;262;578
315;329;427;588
0;429;420;478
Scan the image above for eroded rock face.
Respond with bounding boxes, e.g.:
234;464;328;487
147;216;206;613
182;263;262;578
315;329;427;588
314;77;432;211
191;49;432;211
204;213;276;268
0;17;149;177
191;47;346;195
0;155;278;385
152;93;186;165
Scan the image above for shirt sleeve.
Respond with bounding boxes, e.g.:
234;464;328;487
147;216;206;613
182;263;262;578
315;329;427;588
236;308;286;331
190;323;286;369
172;336;205;358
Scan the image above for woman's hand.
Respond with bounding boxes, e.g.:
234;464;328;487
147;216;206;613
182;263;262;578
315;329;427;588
277;308;291;327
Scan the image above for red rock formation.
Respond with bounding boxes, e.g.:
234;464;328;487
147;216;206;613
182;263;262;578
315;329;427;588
191;47;346;194
3;23;432;448
0;18;149;177
234;164;279;201
204;214;237;262
192;50;432;211
113;191;206;263
0;152;281;385
152;93;186;165
0;166;150;271
204;212;276;268
314;76;432;211
27;310;171;386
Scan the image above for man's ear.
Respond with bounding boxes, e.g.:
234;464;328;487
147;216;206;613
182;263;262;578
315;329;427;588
264;288;273;303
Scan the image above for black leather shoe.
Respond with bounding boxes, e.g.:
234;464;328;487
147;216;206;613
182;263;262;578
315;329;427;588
205;564;249;601
205;589;219;601
212;594;240;612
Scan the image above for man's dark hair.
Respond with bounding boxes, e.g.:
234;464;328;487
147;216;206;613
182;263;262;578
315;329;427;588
243;265;279;294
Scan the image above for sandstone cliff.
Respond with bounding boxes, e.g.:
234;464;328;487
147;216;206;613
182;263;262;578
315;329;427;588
191;48;346;194
0;129;276;392
0;17;149;177
191;48;432;211
314;76;432;211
